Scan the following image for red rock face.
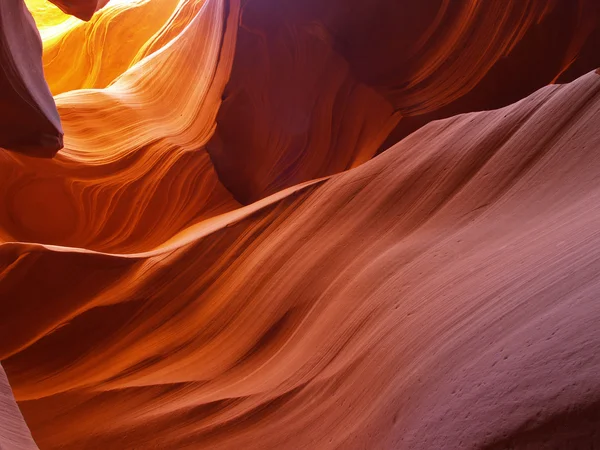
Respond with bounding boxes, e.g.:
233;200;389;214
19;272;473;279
1;1;600;449
208;0;600;203
3;69;600;449
0;0;63;158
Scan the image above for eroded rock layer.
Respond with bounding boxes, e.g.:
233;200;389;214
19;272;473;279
2;70;600;449
208;0;600;202
0;0;241;252
1;0;600;448
47;0;110;21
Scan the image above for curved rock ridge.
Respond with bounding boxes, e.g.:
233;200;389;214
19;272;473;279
13;0;600;193
0;0;242;252
1;70;599;449
0;0;63;157
1;0;600;448
0;364;37;450
207;0;600;203
26;0;180;95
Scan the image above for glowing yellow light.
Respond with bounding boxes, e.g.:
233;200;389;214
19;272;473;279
23;0;179;95
24;0;78;30
24;0;143;44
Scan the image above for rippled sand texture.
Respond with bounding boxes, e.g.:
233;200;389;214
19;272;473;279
1;0;600;449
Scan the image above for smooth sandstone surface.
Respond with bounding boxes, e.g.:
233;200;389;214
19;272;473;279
1;0;241;252
207;0;600;203
0;0;600;449
2;70;600;449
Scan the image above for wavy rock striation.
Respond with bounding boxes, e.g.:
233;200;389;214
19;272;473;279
26;0;180;95
1;0;600;448
2;70;600;448
208;0;600;202
0;0;241;252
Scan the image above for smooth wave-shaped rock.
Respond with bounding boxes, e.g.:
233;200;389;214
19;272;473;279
0;0;241;252
26;0;180;95
208;0;600;202
1;0;600;448
2;70;600;449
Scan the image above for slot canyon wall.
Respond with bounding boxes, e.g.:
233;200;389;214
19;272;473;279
1;0;600;448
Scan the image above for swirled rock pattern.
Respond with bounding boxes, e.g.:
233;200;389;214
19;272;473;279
1;0;600;449
1;0;241;252
2;69;600;449
208;0;600;202
26;0;180;95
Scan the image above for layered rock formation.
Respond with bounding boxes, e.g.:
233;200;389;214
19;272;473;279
1;0;600;448
208;0;600;202
2;68;600;449
1;0;241;252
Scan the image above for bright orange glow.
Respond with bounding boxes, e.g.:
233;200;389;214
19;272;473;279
24;0;182;95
